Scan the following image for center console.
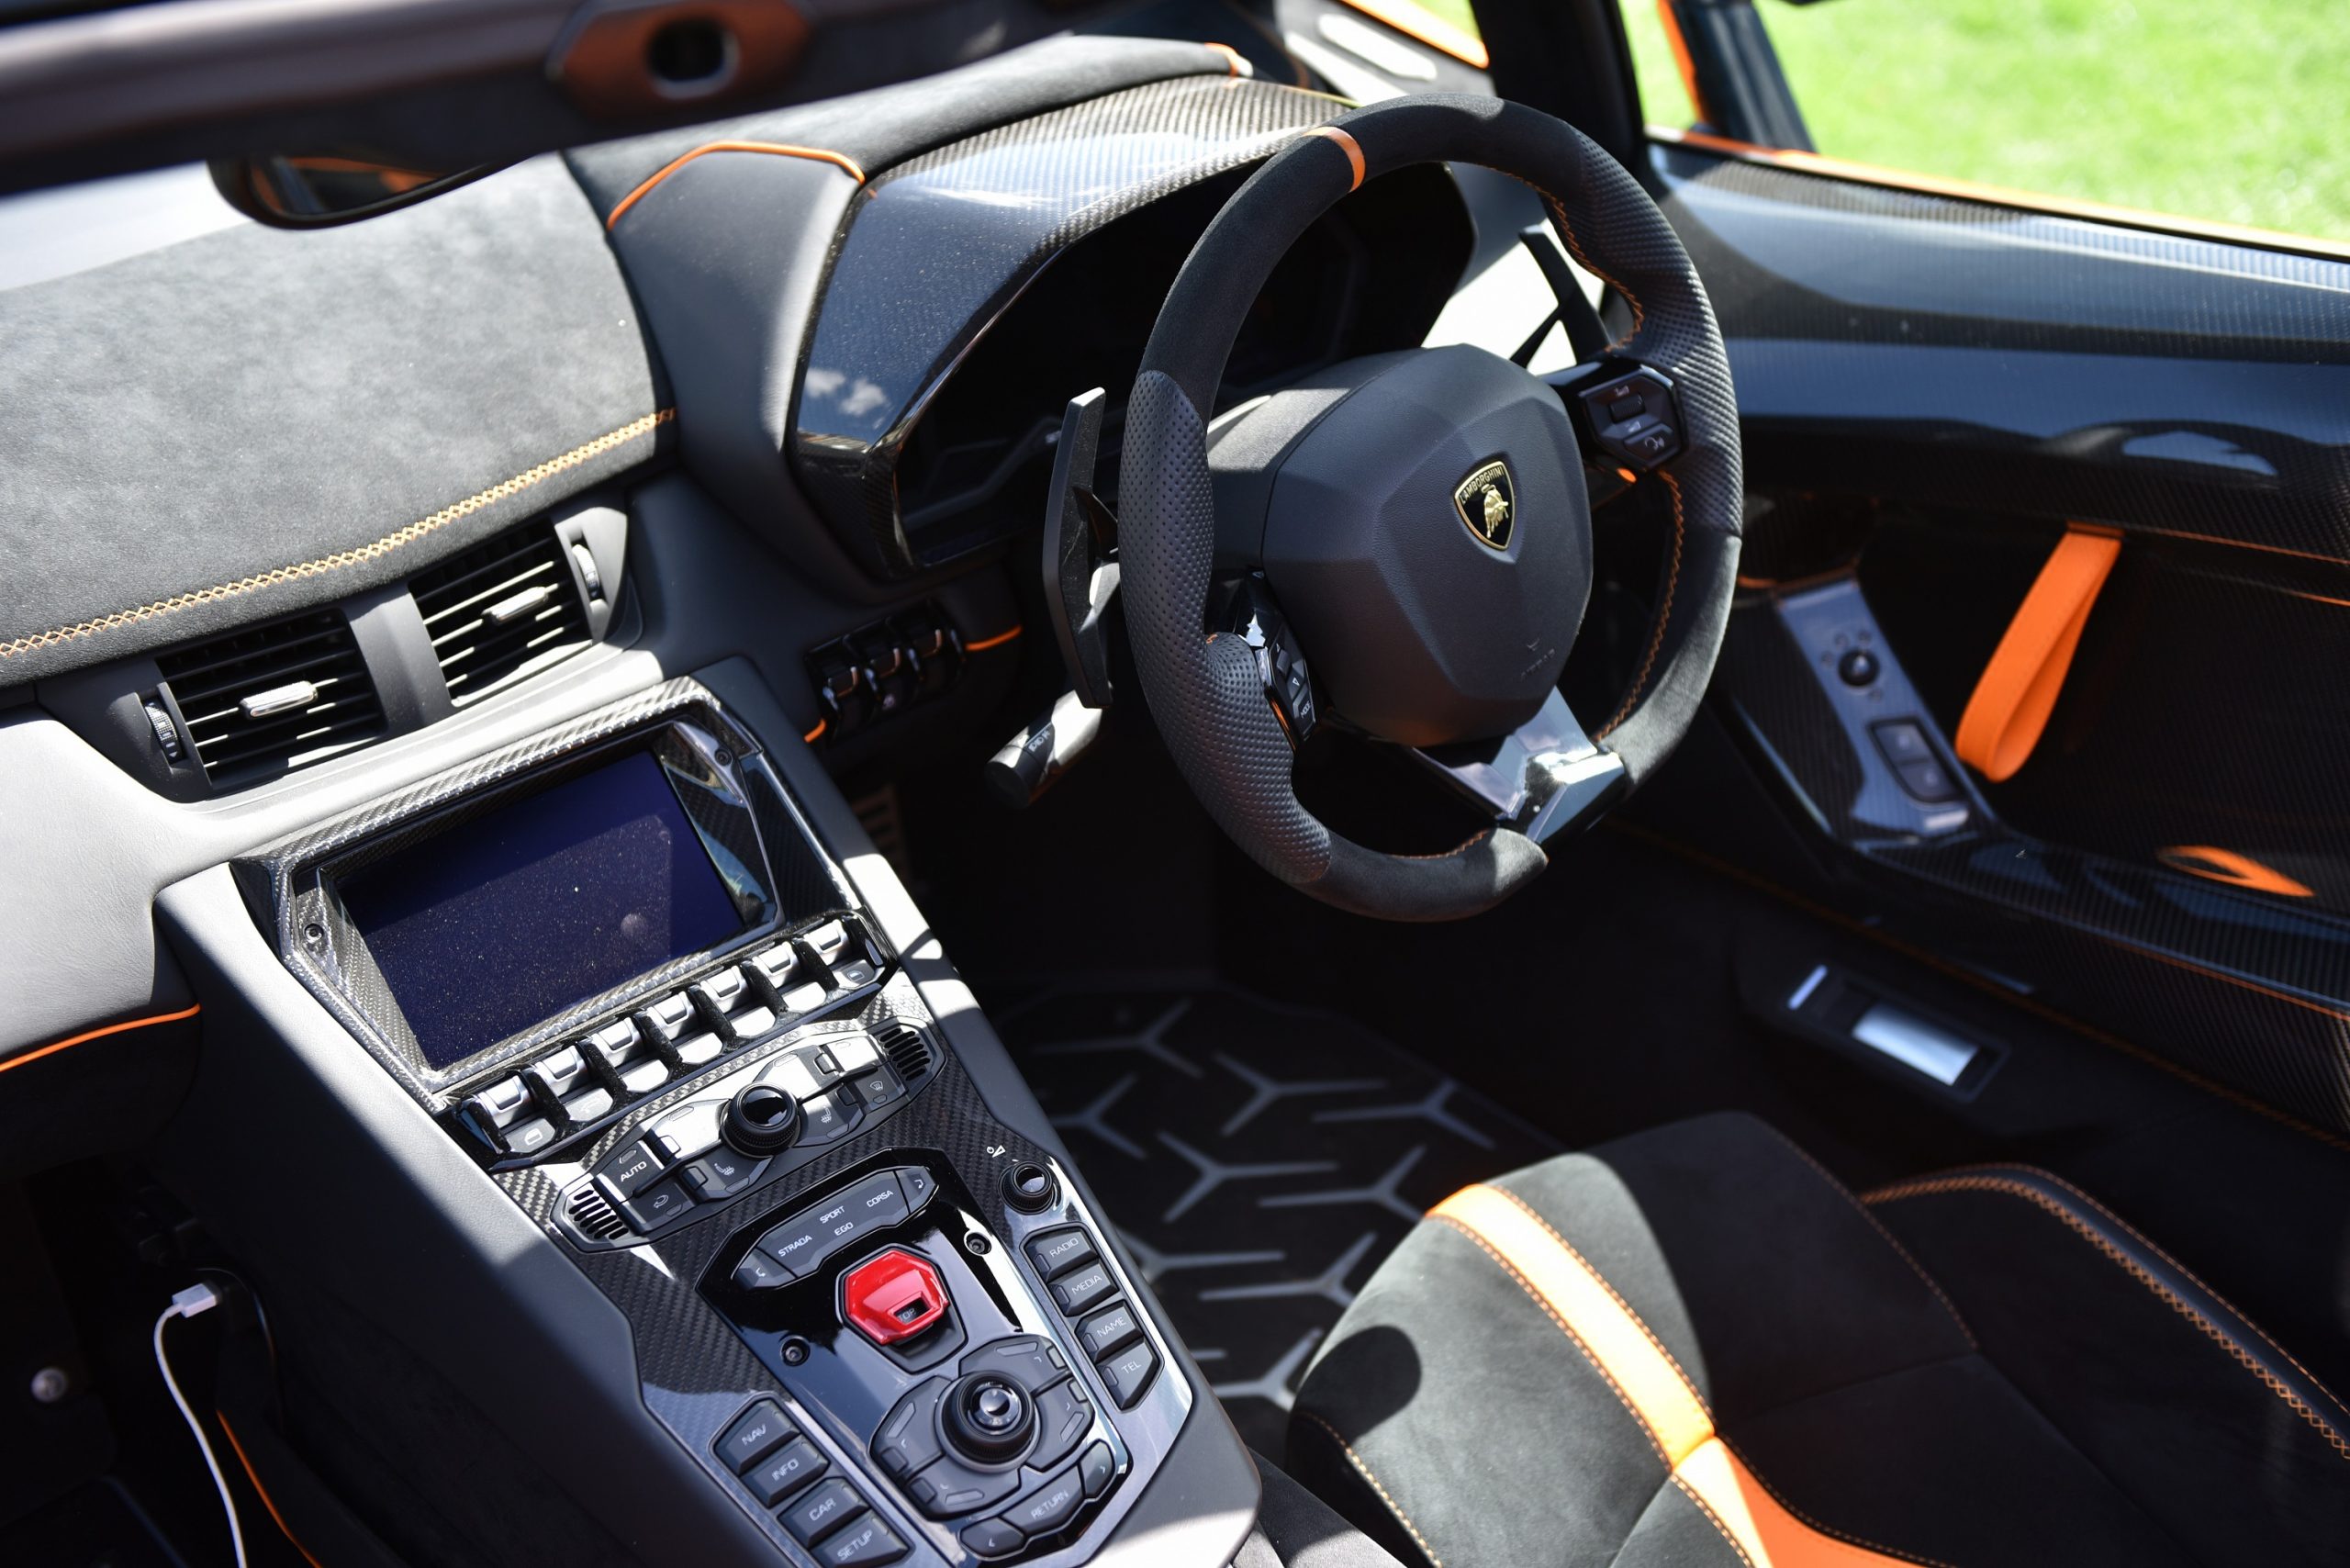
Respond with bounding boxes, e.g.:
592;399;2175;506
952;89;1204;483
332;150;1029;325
233;677;1213;1568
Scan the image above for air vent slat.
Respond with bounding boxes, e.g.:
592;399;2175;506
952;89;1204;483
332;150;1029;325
155;610;383;784
408;524;591;704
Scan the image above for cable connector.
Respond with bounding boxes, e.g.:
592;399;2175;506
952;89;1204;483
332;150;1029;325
172;1282;220;1319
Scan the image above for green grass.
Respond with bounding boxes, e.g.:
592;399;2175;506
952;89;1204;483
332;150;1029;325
1407;0;2350;243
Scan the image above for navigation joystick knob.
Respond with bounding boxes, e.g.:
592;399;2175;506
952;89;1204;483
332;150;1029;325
723;1083;802;1156
944;1372;1035;1463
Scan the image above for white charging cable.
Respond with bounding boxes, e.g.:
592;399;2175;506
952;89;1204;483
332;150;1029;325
153;1282;248;1568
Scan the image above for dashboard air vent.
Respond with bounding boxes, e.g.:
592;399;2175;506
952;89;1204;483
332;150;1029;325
155;610;385;782
409;524;591;704
879;1024;934;1085
565;1182;630;1242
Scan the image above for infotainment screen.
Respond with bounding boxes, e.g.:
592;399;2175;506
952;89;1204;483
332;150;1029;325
337;749;746;1069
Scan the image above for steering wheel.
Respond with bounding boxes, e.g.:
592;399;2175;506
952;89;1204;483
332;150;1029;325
1120;95;1742;922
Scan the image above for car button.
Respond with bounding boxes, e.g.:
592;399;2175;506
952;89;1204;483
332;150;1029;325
716;1399;795;1474
842;1249;947;1347
1024;1227;1096;1282
779;1477;866;1545
680;1148;768;1201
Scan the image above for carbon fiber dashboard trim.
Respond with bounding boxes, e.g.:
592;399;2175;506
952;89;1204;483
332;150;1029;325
495;973;1193;1568
791;75;1349;577
241;678;855;1107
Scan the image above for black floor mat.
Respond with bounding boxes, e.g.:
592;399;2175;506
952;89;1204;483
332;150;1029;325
6;1478;189;1568
997;980;1558;1456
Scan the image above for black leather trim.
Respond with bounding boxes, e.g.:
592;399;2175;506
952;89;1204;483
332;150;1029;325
1867;1164;2350;1461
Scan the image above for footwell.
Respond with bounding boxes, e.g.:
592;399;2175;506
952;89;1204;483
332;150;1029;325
996;981;1557;1456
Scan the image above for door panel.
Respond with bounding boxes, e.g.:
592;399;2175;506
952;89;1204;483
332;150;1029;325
1642;139;2350;1137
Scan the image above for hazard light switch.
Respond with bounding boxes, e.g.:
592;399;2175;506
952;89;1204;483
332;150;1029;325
842;1249;948;1347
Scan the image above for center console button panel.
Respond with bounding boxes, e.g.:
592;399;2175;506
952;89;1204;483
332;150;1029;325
747;1167;933;1282
449;913;894;1169
553;1017;939;1249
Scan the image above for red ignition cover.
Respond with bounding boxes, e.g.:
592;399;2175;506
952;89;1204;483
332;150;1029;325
842;1249;948;1347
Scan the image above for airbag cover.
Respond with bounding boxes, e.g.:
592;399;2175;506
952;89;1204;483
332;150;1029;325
1262;345;1591;747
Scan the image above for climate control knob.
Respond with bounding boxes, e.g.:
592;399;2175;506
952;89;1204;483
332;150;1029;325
723;1083;802;1156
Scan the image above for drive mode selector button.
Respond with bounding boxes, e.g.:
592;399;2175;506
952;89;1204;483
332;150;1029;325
943;1372;1035;1464
724;1082;802;1155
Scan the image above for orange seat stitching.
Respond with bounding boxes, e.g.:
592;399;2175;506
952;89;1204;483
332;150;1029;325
1485;1185;1716;1408
1668;1473;1761;1568
0;410;675;662
1428;1213;1673;1465
1867;1173;2350;1464
1295;1409;1447;1567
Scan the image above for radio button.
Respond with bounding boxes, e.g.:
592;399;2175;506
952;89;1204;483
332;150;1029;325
1024;1228;1096;1282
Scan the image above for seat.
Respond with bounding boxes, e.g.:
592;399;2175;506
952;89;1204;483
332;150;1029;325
1287;1112;2350;1567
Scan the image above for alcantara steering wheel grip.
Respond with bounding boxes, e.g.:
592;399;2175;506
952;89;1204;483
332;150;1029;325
1118;95;1742;923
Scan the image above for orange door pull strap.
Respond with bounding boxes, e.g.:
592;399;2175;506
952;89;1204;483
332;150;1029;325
1954;525;2121;782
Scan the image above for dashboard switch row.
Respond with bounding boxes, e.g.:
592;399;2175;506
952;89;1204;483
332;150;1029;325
1025;1224;1157;1409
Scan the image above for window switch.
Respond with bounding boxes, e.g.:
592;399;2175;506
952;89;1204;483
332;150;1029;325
1896;757;1962;803
1871;720;1934;767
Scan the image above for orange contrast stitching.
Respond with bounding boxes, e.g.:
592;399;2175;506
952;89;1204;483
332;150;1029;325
0;410;675;662
1486;1186;1717;1400
1867;1173;2350;1464
1428;1213;1673;1465
1667;1473;1760;1568
1295;1410;1447;1567
605;142;865;228
1595;467;1684;740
